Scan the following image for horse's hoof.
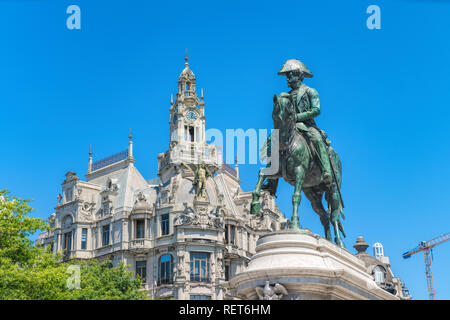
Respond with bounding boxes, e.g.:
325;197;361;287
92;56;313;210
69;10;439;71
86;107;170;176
335;238;346;248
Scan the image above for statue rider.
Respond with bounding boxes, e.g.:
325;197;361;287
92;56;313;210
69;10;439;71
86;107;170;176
276;59;333;185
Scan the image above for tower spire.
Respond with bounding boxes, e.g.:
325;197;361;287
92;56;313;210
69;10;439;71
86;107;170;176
128;129;133;159
235;156;239;179
185;49;189;67
88;145;93;173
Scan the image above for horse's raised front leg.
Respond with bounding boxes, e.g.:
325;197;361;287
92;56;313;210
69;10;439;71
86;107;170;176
250;170;266;214
291;166;306;230
328;185;345;248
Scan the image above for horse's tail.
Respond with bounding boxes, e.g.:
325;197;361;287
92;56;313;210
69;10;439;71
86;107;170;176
338;219;346;238
260;131;274;162
329;147;342;185
339;201;345;220
329;147;345;220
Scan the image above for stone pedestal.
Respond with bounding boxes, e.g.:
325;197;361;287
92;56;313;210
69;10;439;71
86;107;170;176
229;230;398;300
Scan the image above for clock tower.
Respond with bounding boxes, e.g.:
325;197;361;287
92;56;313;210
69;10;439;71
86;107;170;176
169;54;205;147
158;55;221;182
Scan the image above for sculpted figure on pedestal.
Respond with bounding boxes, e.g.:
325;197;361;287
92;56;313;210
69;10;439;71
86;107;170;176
250;59;346;247
193;162;210;200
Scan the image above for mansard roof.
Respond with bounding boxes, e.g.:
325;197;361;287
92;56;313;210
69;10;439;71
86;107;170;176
87;162;149;210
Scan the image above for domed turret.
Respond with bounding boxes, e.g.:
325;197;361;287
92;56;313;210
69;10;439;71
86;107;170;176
373;242;384;259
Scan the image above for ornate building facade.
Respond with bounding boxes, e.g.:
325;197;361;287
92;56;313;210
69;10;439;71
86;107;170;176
353;237;411;299
37;58;287;300
37;57;410;300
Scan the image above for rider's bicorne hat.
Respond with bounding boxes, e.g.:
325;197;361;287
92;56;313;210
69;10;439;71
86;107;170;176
278;59;313;78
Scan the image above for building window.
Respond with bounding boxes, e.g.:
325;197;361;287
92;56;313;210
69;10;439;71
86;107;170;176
374;267;384;283
190;295;211;300
102;225;110;246
81;228;88;250
161;214;170;236
64;189;73;202
190;252;210;282
225;225;235;245
136;261;147;284
230;226;235;245
62;231;72;251
102;198;111;216
136;219;145;239
50;241;54;252
158;254;173;285
189;126;194;142
225;265;230;281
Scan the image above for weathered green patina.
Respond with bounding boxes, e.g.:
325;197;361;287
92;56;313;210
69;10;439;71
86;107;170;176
250;59;346;248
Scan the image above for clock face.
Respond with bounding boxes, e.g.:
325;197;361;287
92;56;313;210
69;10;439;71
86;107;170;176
186;110;197;121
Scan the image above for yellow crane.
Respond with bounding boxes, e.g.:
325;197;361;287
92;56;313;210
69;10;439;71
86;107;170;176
402;232;449;300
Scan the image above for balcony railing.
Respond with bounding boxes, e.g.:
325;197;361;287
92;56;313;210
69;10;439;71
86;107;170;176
129;239;151;250
92;150;129;171
164;144;222;167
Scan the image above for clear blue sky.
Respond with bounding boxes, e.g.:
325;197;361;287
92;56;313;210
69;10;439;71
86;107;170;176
1;0;449;300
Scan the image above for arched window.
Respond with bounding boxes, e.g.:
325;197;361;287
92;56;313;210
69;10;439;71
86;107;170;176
185;82;191;96
374;266;384;283
158;254;173;285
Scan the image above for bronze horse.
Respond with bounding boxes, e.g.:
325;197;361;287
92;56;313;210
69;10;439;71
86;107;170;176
250;95;346;248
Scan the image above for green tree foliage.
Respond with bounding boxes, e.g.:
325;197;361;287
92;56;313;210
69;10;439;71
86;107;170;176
0;189;147;300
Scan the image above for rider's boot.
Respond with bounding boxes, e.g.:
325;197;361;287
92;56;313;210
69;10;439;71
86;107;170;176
316;141;333;186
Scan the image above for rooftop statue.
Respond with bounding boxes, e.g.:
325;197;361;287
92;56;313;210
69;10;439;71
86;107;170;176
192;162;210;200
250;59;346;248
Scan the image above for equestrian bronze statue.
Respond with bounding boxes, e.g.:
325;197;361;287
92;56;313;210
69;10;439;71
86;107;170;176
250;59;346;248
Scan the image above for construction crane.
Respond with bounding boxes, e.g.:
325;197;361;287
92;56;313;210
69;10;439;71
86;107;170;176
402;232;450;300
